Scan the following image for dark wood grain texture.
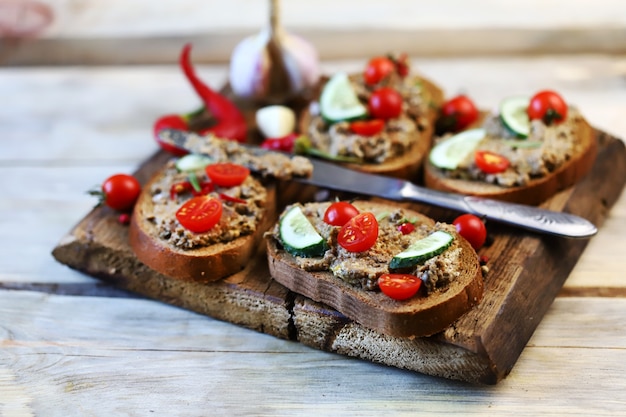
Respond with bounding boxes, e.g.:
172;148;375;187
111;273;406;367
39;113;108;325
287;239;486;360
52;130;625;384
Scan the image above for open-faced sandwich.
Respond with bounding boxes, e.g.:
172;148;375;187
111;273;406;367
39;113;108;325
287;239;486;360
129;131;313;282
265;199;484;338
425;90;597;205
298;54;444;180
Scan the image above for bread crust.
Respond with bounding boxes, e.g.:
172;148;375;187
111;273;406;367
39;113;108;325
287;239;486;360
266;201;483;338
299;76;444;180
129;167;276;283
424;115;597;205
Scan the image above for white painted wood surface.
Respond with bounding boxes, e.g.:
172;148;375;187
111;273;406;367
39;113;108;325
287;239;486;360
3;0;626;65
1;54;626;415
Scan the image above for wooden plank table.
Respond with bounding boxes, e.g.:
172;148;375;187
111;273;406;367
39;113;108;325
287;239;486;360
2;55;626;415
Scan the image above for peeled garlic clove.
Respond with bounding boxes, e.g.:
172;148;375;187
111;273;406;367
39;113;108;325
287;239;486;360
256;105;295;138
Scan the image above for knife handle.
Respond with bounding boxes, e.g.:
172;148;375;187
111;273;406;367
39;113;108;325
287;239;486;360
400;183;597;238
463;196;597;238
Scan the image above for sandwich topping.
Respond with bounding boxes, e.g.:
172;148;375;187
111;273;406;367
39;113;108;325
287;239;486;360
146;158;268;250
430;91;585;188
303;54;434;164
269;201;463;299
161;130;314;180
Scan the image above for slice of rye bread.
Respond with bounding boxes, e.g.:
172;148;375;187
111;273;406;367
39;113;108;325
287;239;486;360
266;201;484;338
424;114;598;205
129;166;277;283
298;76;444;180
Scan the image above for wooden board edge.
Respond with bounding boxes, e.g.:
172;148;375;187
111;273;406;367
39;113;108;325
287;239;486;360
454;130;626;380
50;128;626;385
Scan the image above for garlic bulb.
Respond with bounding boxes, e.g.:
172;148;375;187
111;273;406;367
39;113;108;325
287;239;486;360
229;0;320;104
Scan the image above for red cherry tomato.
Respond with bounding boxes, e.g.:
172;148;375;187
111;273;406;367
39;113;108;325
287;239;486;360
323;201;360;226
378;273;422;301
205;163;250;187
260;133;297;153
369;87;403;120
153;114;190;156
176;196;223;233
349;119;385;136
453;214;487;251
100;174;141;211
440;95;479;132
527;90;568;125
475;150;510;174
397;222;415;235
364;57;395;85
337;212;379;252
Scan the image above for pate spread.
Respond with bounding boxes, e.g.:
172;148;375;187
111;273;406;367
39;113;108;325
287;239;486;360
176;132;314;180
269;201;462;295
438;108;585;187
147;160;268;250
307;73;432;163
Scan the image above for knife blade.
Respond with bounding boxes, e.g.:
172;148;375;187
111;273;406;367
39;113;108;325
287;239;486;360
158;128;598;238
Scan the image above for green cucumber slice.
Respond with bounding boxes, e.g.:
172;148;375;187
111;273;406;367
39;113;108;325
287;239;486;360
502;139;543;149
429;128;485;170
279;206;328;258
175;154;213;172
320;73;368;123
500;96;530;138
389;230;454;269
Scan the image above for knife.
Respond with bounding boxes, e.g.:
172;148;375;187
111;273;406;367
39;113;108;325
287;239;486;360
158;129;598;238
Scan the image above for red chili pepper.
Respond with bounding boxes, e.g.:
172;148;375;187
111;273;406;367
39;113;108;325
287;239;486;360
169;180;214;200
195;182;215;196
170;181;193;200
180;44;247;143
219;193;247;204
397;222;415;235
392;53;409;77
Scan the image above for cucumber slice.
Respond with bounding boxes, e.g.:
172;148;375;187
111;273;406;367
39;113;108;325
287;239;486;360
500;96;530;138
390;231;454;270
175;154;213;172
502;139;543;149
429;128;485;170
320;73;367;123
279;206;328;258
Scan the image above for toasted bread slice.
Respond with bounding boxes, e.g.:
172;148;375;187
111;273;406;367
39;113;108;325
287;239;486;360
266;201;483;338
424;111;597;205
299;75;443;180
129;162;276;283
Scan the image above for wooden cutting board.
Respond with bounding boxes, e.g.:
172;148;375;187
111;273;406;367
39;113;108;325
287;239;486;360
52;128;625;385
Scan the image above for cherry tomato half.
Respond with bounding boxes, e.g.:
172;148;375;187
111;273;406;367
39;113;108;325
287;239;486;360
337;212;379;252
369;87;403;120
440;95;479;132
349;119;385;136
101;174;141;211
527;90;568;125
205;163;250;187
453;214;487;251
364;57;395;85
176;196;223;233
323;201;360;226
475;150;510;174
378;273;422;301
